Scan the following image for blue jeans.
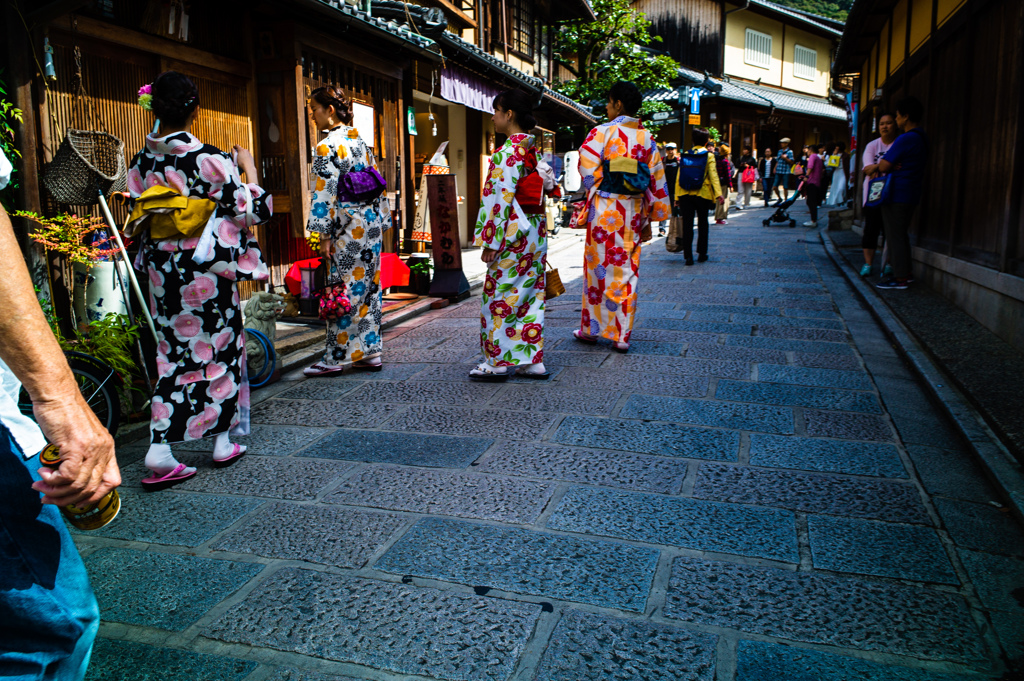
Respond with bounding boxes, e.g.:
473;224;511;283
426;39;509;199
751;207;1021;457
0;425;99;680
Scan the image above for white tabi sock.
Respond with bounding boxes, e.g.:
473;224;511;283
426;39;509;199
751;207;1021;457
145;443;193;476
213;432;246;461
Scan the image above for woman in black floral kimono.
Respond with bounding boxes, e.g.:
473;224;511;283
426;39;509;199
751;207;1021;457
126;71;273;490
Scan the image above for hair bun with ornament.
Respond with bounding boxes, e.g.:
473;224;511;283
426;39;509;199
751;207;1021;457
138;84;153;111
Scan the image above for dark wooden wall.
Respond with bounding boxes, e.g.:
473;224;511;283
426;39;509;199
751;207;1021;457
634;0;724;75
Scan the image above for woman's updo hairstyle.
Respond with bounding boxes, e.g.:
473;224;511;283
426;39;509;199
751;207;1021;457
492;89;536;131
608;81;643;117
310;85;354;126
151;71;200;127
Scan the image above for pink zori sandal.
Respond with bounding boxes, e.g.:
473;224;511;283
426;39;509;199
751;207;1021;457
213;444;247;469
141;463;197;492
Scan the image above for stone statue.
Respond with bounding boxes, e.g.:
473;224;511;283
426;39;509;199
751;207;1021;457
243;291;285;374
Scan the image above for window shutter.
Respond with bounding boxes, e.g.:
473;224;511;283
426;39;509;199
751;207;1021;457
793;45;818;80
744;29;772;69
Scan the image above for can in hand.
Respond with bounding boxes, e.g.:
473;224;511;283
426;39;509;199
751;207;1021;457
39;444;121;531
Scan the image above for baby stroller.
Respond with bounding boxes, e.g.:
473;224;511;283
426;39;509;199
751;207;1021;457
762;179;805;228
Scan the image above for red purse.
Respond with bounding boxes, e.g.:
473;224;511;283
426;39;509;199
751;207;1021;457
515;147;545;214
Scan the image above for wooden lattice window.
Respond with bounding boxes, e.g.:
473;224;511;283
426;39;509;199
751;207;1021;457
509;0;533;59
744;28;773;69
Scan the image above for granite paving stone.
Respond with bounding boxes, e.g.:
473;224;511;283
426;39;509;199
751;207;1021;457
683;343;789;364
735;640;982;681
263;669;365;681
619;394;795;434
385;347;478;364
956;549;1024;614
989;609;1024;661
475;441;689;493
342;380;503;405
607;354;752;379
85;548;263;631
628;330;723;345
85;639;257;681
548;337;621;353
905;445;1000;503
319;363;431;380
728;335;854;355
687;304;782;316
170;425;336;456
274;381;363;401
748;433;907;478
792;351;863;371
493;385;620;415
807;515;958;584
325;466;554;523
732;314;844;330
804;409;896;441
542;350;613;367
70;489;263;546
386;405;559;438
410;363;569;382
756;364;873;390
375;518;659;611
625;340;686;356
663;556;987;665
636;319;754;335
716;380;882;413
252;399;404;427
635;308;691;320
553;367;709;399
535;610;717;681
694;463;931;524
784;307;841;319
205;568;541;681
934;498;1024;557
758;326;850;343
548;487;798;561
212;502;405;567
301;429;492;468
553;415;740;461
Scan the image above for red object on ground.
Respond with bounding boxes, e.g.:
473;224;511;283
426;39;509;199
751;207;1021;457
284;253;411;296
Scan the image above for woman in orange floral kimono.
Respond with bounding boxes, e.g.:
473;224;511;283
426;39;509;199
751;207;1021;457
574;82;670;352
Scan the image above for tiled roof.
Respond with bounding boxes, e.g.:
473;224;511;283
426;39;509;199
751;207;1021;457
748;0;844;36
309;0;442;53
437;32;544;93
543;87;598;124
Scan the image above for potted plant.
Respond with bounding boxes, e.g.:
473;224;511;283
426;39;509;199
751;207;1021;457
407;255;432;295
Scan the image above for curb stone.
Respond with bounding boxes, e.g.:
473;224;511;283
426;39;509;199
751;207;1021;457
820;228;1024;526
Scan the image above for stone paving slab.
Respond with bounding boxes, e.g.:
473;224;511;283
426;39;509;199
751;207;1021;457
552;415;740;461
71;489;263;547
252;399;404;427
635;318;754;335
625;340;687;356
956;550;1024;615
748;433;907;478
683;343;789;364
263;669;365;681
547;487;798;562
905;445;1000;503
756;364;873;390
169;425;337;456
694;464;932;524
325;466;554;524
663;556;987;666
85;547;263;631
606;354;752;379
385;347;477;364
409;363;569;382
759;326;850;343
732;314;845;330
619;394;795;434
274;381;363;401
301;429;492;468
542;350;612;367
792;351;864;371
474;441;689;494
804;409;896;442
386;405;559;438
534;610;717;681
85;639;257;681
493;385;620;416
728;336;854;355
375;518;659;612
211;502;405;568
735;640;982;681
783;307;841;319
341;380;503;405
205;567;541;681
319;363;433;380
553;367;709;399
807;515;958;584
933;498;1024;557
716;379;882;414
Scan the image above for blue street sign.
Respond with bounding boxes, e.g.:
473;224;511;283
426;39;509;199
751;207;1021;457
690;88;702;115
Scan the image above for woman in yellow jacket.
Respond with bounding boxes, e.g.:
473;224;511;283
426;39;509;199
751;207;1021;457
673;127;724;265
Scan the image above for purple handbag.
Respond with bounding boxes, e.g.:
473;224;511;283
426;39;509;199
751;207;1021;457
338;165;387;204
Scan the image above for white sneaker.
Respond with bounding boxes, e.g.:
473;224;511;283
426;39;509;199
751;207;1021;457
803;221;817;227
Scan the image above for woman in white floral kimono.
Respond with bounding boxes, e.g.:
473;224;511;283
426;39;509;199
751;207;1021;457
470;89;548;382
126;72;273;490
304;85;391;377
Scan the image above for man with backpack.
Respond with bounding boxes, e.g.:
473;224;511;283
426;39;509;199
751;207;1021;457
674;127;724;265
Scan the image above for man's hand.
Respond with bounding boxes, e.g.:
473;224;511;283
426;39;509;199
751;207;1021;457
481;248;499;263
716;196;725;204
32;389;119;507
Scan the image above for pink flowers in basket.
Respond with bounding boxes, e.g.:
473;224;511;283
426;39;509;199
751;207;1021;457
318;286;353;321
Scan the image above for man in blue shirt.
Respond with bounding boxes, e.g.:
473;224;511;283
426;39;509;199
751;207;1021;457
877;96;928;289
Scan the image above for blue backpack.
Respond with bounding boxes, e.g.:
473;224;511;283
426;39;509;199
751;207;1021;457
677;151;707;191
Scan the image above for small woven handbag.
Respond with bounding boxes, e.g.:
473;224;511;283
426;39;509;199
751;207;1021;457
544;260;564;300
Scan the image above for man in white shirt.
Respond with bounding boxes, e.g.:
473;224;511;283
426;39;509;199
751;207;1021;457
0;149;119;680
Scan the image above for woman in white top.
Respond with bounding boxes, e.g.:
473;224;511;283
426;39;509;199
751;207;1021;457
826;141;850;205
858;114;898;276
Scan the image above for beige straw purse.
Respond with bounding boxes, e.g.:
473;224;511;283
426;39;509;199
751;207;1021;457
544;260;565;300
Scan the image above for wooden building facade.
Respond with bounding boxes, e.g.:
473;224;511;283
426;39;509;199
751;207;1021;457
835;0;1024;350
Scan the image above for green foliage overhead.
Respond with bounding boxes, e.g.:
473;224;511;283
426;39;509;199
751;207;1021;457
0;69;25;212
771;0;852;22
553;0;679;128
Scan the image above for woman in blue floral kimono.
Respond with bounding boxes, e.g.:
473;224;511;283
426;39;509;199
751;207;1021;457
470;89;548;382
126;72;273;490
304;85;391;377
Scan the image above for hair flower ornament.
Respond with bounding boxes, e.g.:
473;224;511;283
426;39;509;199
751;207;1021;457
137;84;153;111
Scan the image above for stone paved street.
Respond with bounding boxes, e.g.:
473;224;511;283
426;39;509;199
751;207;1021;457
81;203;1024;680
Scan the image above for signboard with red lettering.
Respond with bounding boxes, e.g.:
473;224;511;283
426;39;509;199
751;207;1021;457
426;174;470;299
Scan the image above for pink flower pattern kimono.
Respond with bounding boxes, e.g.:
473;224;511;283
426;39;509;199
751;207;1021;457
128;132;272;444
577;116;670;343
474;133;547;367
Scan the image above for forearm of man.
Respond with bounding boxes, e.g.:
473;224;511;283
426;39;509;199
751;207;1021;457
0;207;119;504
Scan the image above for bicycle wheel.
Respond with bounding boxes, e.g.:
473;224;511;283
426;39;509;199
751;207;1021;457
18;354;121;437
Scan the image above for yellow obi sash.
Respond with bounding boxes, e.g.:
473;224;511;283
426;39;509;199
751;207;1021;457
126;186;218;240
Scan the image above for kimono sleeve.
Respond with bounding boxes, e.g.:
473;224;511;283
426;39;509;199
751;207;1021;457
473;145;522;252
643;141;670;222
578;125;606;192
203;151;272;227
308;137;341;235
